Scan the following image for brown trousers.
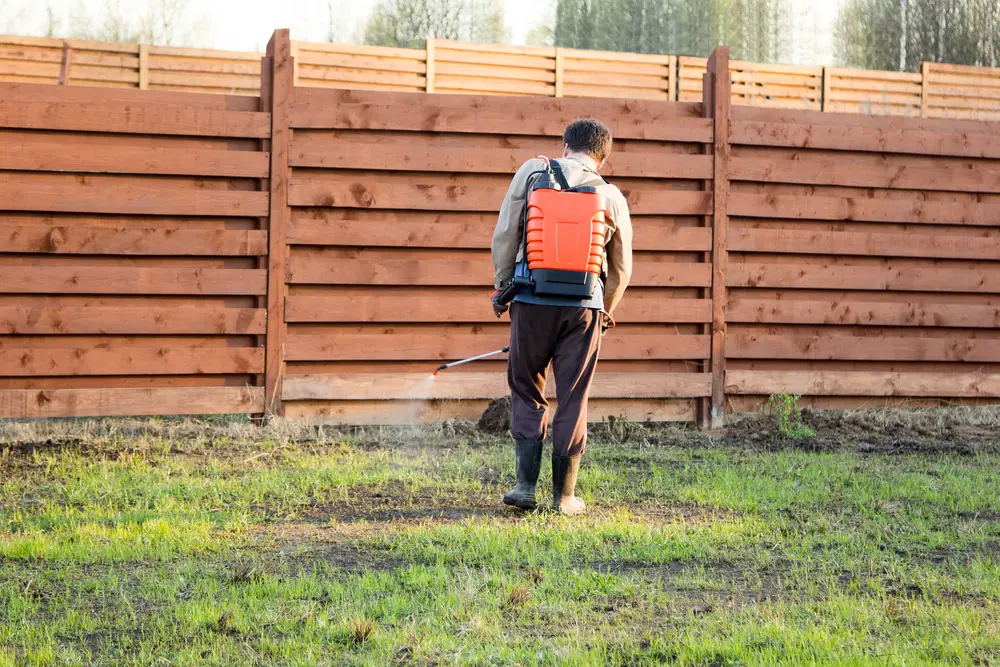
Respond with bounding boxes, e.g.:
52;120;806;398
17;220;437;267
507;302;602;456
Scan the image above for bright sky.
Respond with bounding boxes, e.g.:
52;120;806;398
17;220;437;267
3;0;842;64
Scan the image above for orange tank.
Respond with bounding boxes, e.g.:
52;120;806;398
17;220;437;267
525;189;609;276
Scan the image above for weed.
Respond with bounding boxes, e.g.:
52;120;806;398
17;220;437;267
502;583;532;609
765;394;817;439
349;618;376;644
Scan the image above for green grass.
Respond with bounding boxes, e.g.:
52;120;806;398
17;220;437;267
1;418;999;665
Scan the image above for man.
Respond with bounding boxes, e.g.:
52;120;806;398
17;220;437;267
490;118;633;515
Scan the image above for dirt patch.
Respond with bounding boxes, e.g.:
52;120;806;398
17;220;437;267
721;409;1000;455
477;397;511;434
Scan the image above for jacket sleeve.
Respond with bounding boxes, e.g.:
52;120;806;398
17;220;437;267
603;194;633;314
492;159;545;289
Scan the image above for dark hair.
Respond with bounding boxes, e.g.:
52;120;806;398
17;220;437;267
563;118;613;162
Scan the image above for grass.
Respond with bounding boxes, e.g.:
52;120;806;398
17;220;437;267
1;414;999;665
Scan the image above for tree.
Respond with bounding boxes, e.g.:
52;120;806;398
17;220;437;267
836;0;1000;71
362;0;507;48
68;0;197;46
552;0;791;62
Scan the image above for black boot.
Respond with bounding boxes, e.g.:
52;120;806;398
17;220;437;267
551;454;586;515
502;439;543;510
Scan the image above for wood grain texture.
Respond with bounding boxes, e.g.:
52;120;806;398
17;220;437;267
727;334;1000;362
0;267;266;295
0;100;270;137
289;87;711;142
0;347;263;376
726;370;1000;397
285;293;713;324
0;307;265;334
282;371;712;400
0;386;263;418
0;141;269;177
0;226;267;255
728;228;1000;260
727;263;1000;293
727;299;1000;328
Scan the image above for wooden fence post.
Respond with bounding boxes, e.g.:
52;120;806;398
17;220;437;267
262;29;293;416
138;44;149;90
426;39;436;93
703;46;730;429
58;40;72;85
920;61;930;118
554;47;564;98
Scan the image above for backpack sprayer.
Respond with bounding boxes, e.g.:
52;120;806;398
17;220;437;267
435;157;612;375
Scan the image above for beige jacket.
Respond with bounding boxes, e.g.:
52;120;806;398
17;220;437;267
490;156;633;314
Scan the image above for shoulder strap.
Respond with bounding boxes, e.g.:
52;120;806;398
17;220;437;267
549;160;571;190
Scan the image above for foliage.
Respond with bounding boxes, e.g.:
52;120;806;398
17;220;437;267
836;0;1000;71
362;0;507;48
67;0;197;46
765;393;817;440
553;0;792;62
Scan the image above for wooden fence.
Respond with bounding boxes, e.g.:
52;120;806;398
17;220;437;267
3;31;1000;424
9;33;1000;119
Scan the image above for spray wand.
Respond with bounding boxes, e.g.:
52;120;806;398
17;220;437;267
434;347;510;375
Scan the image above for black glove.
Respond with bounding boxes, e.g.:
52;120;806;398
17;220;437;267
491;289;509;318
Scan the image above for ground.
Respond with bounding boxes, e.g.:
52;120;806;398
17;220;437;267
1;408;1000;666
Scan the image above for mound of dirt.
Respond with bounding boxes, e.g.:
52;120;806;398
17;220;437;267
477;397;511;434
723;408;1000;455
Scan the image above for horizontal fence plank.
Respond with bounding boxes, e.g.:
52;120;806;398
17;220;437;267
728;263;1000;293
286;255;711;288
0;101;270;137
282;371;711;400
727;298;1000;328
731;120;1000;158
0;226;267;256
0;386;264;418
727;334;1000;362
0;267;266;295
289;88;711;142
726;370;1000;397
0;347;263;376
728;228;1000;260
0;141;269;178
287;211;711;251
285;331;709;361
288;179;710;215
729;155;1000;193
289;140;713;179
0;182;269;216
729;192;997;225
283;397;695;425
0;306;266;334
286;293;712;324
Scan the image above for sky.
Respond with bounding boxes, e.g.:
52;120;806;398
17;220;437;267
1;0;842;64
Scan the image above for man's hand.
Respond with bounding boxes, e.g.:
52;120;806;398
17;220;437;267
600;311;615;335
491;289;509;318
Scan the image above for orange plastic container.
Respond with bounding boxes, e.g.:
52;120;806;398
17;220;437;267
525;189;609;275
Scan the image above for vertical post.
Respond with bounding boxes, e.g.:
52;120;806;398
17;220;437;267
58;40;73;85
290;41;300;86
920;61;930;118
667;55;677;101
262;29;293;417
703;46;730;430
425;38;436;93
821;66;831;112
138;44;149;90
554;47;564;98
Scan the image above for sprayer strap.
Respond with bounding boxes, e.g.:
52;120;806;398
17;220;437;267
550;161;571;190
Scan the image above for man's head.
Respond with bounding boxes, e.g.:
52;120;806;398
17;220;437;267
562;118;612;170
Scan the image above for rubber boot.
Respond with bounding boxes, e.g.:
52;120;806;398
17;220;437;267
551;454;586;515
502;440;543;510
